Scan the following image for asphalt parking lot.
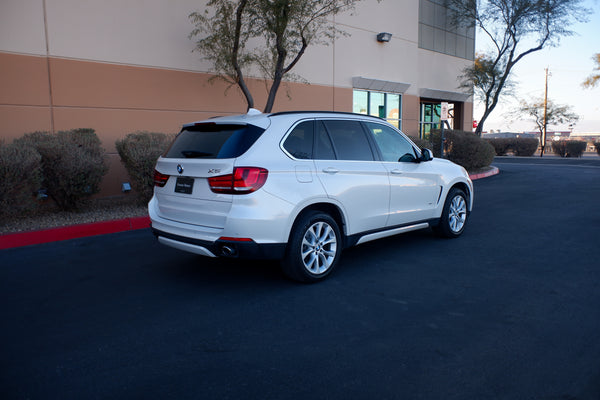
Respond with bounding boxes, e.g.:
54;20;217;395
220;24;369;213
1;157;599;399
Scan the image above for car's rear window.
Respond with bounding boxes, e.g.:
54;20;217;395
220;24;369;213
164;123;265;159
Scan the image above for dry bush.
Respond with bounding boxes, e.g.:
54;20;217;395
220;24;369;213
14;129;108;210
429;129;496;171
0;142;43;219
116;132;173;204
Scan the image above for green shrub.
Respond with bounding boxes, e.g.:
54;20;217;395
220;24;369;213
551;141;567;157
429;129;495;171
551;140;587;158
409;136;432;151
512;138;539;156
486;138;512;156
0;142;43;220
14;129;108;210
116;132;173;204
566;140;587;157
594;142;600;156
485;138;538;156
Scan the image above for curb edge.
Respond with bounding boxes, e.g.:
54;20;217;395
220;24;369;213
0;216;151;250
469;166;499;180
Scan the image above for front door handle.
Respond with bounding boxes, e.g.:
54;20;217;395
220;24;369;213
390;169;403;175
322;167;340;174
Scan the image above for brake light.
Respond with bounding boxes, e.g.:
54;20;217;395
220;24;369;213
153;169;169;187
208;167;268;194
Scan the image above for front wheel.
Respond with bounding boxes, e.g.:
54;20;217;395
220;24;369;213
433;188;469;238
281;211;342;283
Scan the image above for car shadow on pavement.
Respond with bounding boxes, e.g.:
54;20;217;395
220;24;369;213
151;249;290;286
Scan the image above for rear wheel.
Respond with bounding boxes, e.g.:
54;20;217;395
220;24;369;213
282;211;342;283
434;188;468;238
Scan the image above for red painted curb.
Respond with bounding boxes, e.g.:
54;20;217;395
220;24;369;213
469;166;499;180
0;216;151;250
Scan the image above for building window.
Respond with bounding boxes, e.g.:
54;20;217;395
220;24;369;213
420;102;441;139
353;90;402;129
419;101;457;139
418;0;475;60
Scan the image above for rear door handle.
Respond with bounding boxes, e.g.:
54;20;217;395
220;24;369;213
390;169;403;175
322;167;340;174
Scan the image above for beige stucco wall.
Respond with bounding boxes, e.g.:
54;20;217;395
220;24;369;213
0;0;47;55
0;0;472;197
0;0;472;91
417;50;470;96
326;0;420;91
0;52;353;196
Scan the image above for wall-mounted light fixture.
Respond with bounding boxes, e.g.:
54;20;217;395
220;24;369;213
376;32;392;42
37;189;48;200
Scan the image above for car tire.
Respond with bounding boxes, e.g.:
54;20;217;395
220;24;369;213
282;211;342;283
433;187;468;238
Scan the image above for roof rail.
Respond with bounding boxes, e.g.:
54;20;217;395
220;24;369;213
269;110;384;120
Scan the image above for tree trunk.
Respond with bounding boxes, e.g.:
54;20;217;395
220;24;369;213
264;76;282;113
474;110;491;136
238;79;254;111
232;0;254;110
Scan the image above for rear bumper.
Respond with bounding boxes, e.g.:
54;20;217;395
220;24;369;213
152;228;286;260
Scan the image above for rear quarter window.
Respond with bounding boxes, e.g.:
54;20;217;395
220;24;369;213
283;121;314;159
164;123;265;159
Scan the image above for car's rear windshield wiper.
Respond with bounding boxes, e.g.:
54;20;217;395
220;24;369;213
181;150;214;158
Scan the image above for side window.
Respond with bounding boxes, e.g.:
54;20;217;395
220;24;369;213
315;121;336;160
283;121;313;159
364;122;417;162
322;120;374;161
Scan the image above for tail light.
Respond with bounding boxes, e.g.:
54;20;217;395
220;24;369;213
208;167;268;194
153;169;169;187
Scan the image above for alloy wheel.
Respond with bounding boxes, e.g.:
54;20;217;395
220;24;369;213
448;195;467;233
301;221;338;275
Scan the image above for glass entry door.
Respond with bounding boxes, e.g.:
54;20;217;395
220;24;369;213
419;102;455;139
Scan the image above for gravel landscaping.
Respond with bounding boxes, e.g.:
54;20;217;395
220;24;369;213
0;196;147;235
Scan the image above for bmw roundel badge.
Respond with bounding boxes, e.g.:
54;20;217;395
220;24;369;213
177;164;184;174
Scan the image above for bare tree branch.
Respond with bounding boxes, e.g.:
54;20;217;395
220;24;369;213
190;0;370;113
447;0;589;135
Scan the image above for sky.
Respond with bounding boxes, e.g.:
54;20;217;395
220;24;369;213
473;0;600;134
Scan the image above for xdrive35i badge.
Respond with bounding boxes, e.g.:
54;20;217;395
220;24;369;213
176;164;184;174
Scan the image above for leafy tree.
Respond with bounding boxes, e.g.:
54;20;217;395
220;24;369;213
512;97;579;153
447;0;588;136
459;52;515;110
190;0;255;109
190;0;366;113
582;53;600;88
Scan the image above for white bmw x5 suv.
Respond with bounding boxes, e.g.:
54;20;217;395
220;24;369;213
149;109;473;282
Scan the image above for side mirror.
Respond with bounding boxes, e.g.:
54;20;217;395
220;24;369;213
420;148;433;162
